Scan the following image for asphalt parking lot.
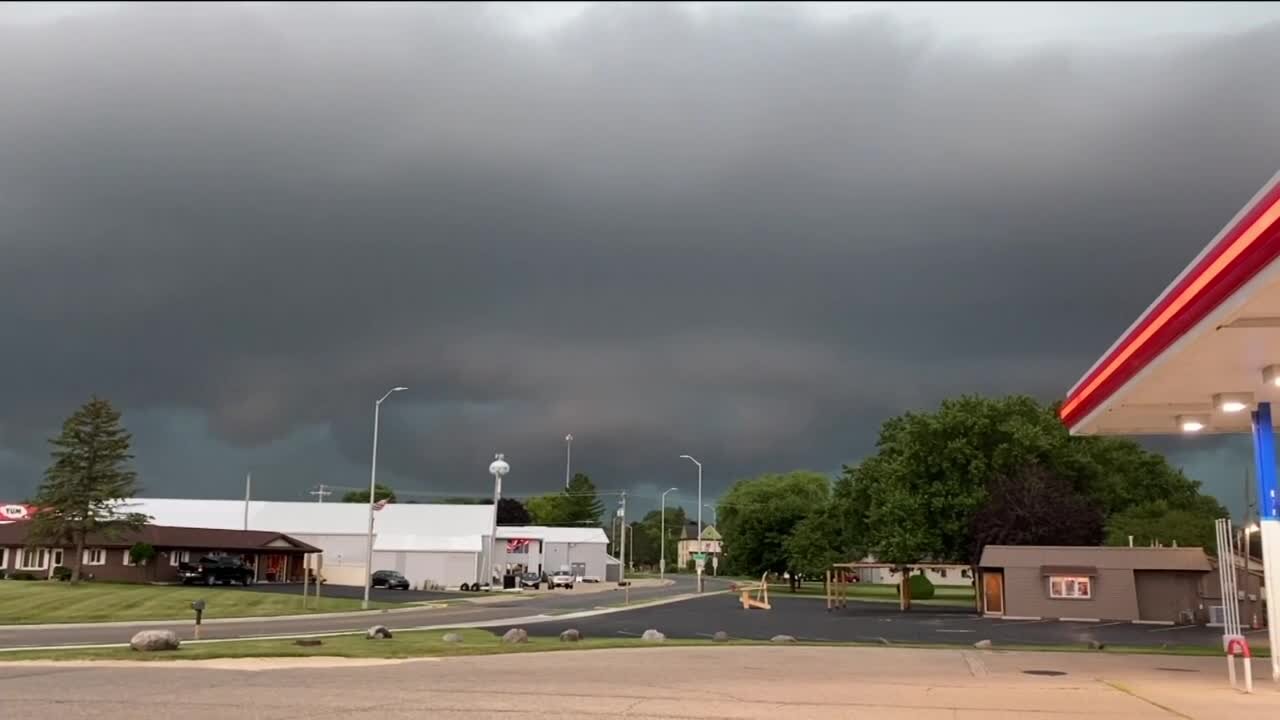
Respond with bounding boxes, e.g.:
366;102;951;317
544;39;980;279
525;593;1249;650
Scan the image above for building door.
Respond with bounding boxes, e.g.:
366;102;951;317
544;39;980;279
983;571;1004;615
571;562;586;579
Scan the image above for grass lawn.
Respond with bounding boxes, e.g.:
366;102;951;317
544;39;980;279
0;627;1249;662
0;581;399;624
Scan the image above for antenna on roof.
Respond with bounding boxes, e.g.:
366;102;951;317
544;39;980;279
310;484;332;503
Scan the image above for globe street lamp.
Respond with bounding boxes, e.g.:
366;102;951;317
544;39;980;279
362;386;407;609
484;453;510;589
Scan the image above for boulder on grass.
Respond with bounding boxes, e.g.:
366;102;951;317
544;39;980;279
559;629;582;642
771;635;797;644
442;632;463;644
366;625;393;640
502;628;529;644
1088;640;1105;651
712;631;730;643
130;629;180;652
973;639;992;650
641;629;665;643
294;639;323;647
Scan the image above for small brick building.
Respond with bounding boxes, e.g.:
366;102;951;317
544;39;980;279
0;522;319;583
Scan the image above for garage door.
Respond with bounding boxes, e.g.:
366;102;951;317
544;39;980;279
1134;571;1199;623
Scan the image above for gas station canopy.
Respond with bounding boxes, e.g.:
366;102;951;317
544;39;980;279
1061;172;1280;436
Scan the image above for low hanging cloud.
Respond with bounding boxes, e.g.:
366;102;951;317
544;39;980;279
1;4;1279;506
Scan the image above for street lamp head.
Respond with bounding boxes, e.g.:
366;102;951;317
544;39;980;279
392;386;408;392
566;433;573;442
668;487;678;492
489;453;510;477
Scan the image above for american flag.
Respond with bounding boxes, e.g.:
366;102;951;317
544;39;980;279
373;498;389;511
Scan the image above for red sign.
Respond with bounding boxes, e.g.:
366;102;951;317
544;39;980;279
0;504;37;524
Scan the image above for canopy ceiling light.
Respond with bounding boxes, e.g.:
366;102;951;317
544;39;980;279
1176;414;1209;433
1213;392;1254;413
1264;365;1280;387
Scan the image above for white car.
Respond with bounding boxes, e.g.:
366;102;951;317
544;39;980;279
549;570;576;589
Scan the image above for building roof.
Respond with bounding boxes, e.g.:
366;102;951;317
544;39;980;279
495;526;609;544
1059;170;1280;435
979;545;1212;572
0;522;319;552
117;498;495;537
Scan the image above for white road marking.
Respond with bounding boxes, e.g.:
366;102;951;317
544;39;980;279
1084;621;1128;629
1146;624;1199;632
936;629;975;633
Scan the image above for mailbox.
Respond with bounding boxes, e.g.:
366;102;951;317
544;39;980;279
190;599;206;612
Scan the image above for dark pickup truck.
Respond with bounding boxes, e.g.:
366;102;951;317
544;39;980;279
177;556;255;586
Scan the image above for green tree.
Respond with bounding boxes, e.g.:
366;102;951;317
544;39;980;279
1105;497;1226;550
29;397;148;584
639;506;686;571
342;483;397;503
527;493;570;525
564;473;605;526
496;497;531;525
718;471;830;577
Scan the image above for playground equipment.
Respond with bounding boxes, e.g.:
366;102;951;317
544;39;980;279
738;573;771;610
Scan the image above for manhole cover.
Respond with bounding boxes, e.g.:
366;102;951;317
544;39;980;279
1022;670;1067;677
1156;667;1199;673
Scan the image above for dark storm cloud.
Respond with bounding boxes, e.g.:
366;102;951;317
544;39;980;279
2;4;1279;505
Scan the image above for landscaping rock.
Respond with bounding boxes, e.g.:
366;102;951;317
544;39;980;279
877;637;891;646
771;635;797;643
712;631;730;643
559;629;582;642
366;625;393;640
130;629;180;652
502;628;529;644
641;629;665;643
1088;640;1105;651
442;632;463;644
293;639;323;647
973;639;992;650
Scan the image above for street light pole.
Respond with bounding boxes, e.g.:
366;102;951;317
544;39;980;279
660;487;678;581
362;386;407;610
564;434;573;489
680;455;703;541
704;503;717;528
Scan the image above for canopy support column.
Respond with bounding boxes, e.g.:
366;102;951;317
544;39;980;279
1250;403;1280;681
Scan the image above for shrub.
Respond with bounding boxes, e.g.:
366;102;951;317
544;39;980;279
52;565;72;582
685;558;696;573
907;572;935;600
129;542;157;566
7;572;39;581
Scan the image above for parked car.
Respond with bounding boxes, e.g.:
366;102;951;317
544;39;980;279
370;570;411;590
549;569;576;589
519;572;542;589
178;556;255;586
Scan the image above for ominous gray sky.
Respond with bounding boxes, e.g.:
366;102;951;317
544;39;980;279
2;2;1279;516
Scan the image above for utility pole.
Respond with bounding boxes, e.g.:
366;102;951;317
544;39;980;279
618;491;627;586
243;473;251;530
310;484;332;503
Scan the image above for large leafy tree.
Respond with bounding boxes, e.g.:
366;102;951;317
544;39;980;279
30;397;148;583
969;465;1105;558
849;395;1228;565
342;483;397;503
526;493;570;525
718;471;830;577
1105;496;1226;550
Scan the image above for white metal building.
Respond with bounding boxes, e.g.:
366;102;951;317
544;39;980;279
123;498;493;589
493;526;616;581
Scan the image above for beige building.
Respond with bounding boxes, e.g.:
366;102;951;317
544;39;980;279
676;523;722;568
978;545;1265;624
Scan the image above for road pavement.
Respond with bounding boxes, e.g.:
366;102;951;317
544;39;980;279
4;645;1276;718
0;575;711;649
